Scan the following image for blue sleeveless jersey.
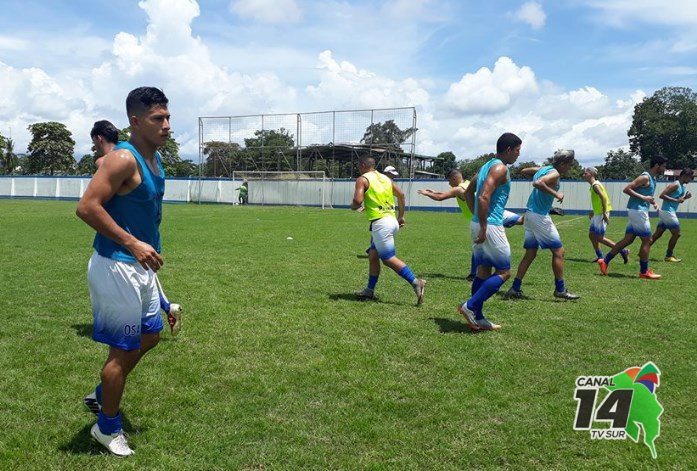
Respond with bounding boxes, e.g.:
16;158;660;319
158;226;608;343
526;165;558;215
627;171;655;211
661;181;685;212
93;142;165;262
473;158;510;226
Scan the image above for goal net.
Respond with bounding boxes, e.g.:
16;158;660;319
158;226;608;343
231;171;330;208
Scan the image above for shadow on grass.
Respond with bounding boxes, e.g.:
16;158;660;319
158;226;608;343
60;415;143;455
606;272;637;279
421;272;470;281
72;323;92;338
565;257;599;263
430;317;475;334
356;254;369;259
328;293;404;306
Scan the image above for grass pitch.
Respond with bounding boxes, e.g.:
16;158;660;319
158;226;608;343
0;200;695;470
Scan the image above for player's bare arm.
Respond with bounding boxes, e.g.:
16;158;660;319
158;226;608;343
532;170;563;202
659;182;682;203
464;172;477;213
417;186;463;201
520;166;540;179
393;181;406;226
76;149;164;271
624;174;653;203
350;176;368;210
474;164;506;244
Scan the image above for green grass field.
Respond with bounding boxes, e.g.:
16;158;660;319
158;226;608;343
1;199;695;470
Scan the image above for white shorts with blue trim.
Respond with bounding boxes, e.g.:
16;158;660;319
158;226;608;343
625;209;652;237
523;211;562;250
589;214;607;235
502;210;522;228
470;222;511;270
368;216;399;260
657;210;680;230
88;252;163;351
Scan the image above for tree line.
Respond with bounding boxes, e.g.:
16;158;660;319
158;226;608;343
2;87;695;179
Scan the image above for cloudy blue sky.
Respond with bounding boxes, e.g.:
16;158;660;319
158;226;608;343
1;0;696;165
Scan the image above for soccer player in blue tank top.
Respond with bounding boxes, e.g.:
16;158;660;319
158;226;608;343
504;150;580;300
458;133;521;331
76;87;171;456
650;168;693;262
597;156;667;279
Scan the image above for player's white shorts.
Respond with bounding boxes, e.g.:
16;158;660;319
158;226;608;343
502;210;522;228
88;252;163;351
523;211;562;250
657;210;680;230
589;214;607;236
625;209;651;238
368;215;400;260
470;222;511;270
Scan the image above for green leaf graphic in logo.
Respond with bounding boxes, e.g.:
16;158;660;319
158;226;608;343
605;362;663;459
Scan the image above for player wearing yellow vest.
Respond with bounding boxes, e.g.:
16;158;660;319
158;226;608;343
582;167;628;263
351;155;426;305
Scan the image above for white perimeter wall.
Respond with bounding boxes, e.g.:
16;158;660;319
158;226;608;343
1;176;696;216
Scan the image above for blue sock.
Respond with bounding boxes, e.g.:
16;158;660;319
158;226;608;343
367;274;379;290
604;252;617;264
469;254;476;277
595;249;603;259
471;277;484;297
159;293;170;314
555;278;565;293
640;260;649;274
397;266;416;284
512;277;523;292
97;411;122;435
466;274;506;312
474;309;484;320
95;383;102;405
666;249;673;257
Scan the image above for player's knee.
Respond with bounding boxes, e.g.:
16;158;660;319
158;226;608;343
553;247;565;258
496;270;511;281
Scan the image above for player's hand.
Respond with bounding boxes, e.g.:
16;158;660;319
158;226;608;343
474;227;487;244
417;189;430;195
357;206;365;213
398;216;406;227
556;192;564;203
128;240;164;272
685;191;692;200
644;195;655;205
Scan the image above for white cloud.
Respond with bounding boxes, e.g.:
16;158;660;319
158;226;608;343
0;36;29;51
230;0;301;24
444;57;538;114
583;0;697;27
515;2;546;30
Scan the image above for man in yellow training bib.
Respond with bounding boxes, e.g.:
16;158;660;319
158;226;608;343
351;155;426;305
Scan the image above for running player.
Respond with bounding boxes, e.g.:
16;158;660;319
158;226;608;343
77;87;171;456
582;166;629;263
598;156;667;278
351;155;426;304
651;168;693;262
458;132;522;331
505;150;580;300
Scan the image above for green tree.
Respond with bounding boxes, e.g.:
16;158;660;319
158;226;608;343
243;128;295;171
543;156;584;180
431;151;457;176
118;127;195;177
76;154;97;175
4;137;17;174
600;149;645;180
203;141;244;177
26;122;76;175
0;133;7;174
509;160;539;179
361;120;417;151
628;86;697;168
459;153;493;180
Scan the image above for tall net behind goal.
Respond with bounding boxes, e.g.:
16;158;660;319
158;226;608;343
232;171;330;208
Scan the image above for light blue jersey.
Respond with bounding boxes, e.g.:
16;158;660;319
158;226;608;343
661;181;685;213
526;165;557;215
627;172;655;211
472;158;510;226
93;142;165;262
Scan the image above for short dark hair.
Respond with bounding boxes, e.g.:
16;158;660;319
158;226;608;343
552;149;575;167
649;155;667;168
126;87;169;117
496;133;522;154
680;168;694;178
359;155;375;168
447;168;463;178
90;120;119;144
